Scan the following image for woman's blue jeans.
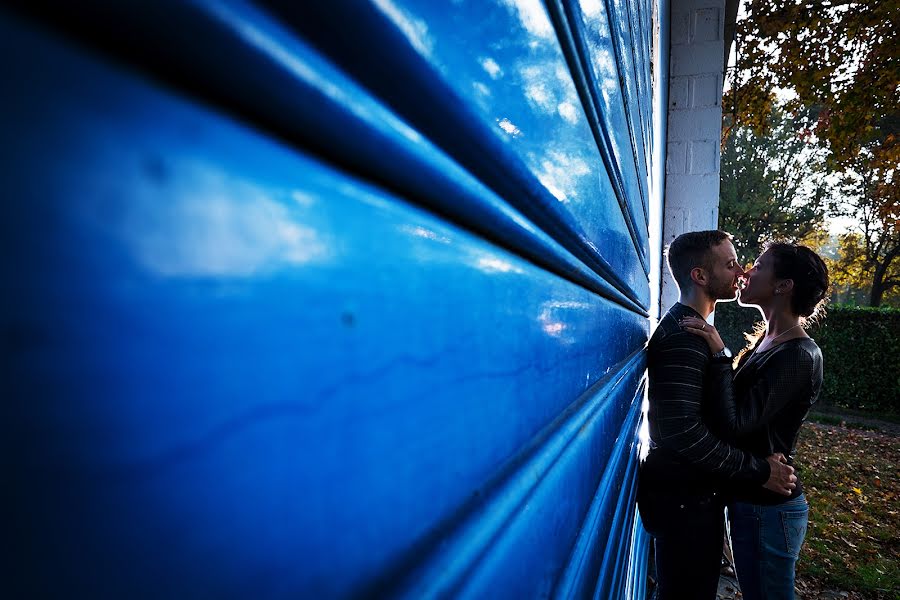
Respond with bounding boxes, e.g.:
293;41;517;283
729;494;809;600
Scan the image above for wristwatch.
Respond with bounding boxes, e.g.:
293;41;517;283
712;347;732;359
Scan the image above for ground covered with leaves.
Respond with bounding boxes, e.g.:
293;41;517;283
793;422;899;599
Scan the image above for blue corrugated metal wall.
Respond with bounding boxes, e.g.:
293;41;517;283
2;1;662;597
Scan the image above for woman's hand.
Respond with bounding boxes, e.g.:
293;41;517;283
679;316;726;354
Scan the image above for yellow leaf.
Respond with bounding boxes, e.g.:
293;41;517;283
852;487;862;495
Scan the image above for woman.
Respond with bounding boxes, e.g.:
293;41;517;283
680;242;829;600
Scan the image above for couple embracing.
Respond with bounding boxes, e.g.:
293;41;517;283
639;230;830;600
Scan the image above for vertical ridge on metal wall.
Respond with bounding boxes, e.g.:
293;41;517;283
602;0;653;225
618;0;654;229
626;0;654;192
564;2;649;237
628;0;655;219
624;512;652;599
544;0;651;277
551;380;646;598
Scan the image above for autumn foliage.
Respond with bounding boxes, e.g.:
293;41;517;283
722;0;899;307
725;0;899;173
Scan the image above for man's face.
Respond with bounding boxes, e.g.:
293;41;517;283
706;241;745;301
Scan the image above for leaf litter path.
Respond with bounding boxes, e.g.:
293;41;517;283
717;422;899;599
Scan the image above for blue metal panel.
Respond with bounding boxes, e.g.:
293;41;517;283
547;0;650;259
3;1;661;597
3;0;645;316
604;0;653;224
255;0;651;306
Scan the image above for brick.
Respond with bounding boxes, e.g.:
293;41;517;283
670;41;724;77
666;142;687;174
694;7;721;42
691;75;721;108
689;140;718;174
671;11;690;45
667;108;722;141
669;77;690;110
665;174;721;209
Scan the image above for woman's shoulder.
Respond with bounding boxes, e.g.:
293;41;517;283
768;337;823;373
793;336;823;359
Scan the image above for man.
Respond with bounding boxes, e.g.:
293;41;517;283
638;230;796;600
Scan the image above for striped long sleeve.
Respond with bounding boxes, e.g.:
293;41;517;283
646;306;769;485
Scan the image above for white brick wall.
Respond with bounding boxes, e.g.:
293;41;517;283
660;0;726;313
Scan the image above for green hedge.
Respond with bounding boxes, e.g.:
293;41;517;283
714;303;900;415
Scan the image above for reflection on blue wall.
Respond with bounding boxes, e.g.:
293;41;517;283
2;1;661;597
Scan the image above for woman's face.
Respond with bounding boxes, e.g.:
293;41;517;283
739;250;777;306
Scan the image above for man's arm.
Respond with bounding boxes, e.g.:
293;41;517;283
649;329;795;493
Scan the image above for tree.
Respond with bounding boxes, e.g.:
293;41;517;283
827;233;897;307
719;110;828;265
724;0;899;173
724;0;899;304
829;151;900;306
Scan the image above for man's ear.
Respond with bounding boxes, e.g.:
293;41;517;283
690;266;708;287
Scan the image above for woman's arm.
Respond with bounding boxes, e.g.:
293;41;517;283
679;316;726;353
680;318;815;437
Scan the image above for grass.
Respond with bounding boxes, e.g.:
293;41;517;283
794;422;900;598
810;406;900;426
807;412;881;432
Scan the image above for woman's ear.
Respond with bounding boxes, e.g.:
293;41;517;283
775;279;795;295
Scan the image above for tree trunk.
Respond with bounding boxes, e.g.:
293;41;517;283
869;264;886;307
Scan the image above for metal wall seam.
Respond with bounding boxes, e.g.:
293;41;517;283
602;0;652;224
626;0;655;226
551;380;645;598
387;350;647;598
641;0;656;163
641;2;653;188
593;452;642;599
616;0;654;230
563;0;651;239
623;511;652;600
625;0;654;209
544;0;651;276
613;0;653;230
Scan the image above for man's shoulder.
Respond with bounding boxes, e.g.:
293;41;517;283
649;311;680;344
649;310;709;353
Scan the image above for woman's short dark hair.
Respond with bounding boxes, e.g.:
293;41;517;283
764;241;830;318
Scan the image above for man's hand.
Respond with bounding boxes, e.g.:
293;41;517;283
763;453;796;496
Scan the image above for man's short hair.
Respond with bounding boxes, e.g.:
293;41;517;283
665;230;733;290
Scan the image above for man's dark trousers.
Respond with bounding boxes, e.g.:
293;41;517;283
638;485;725;600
